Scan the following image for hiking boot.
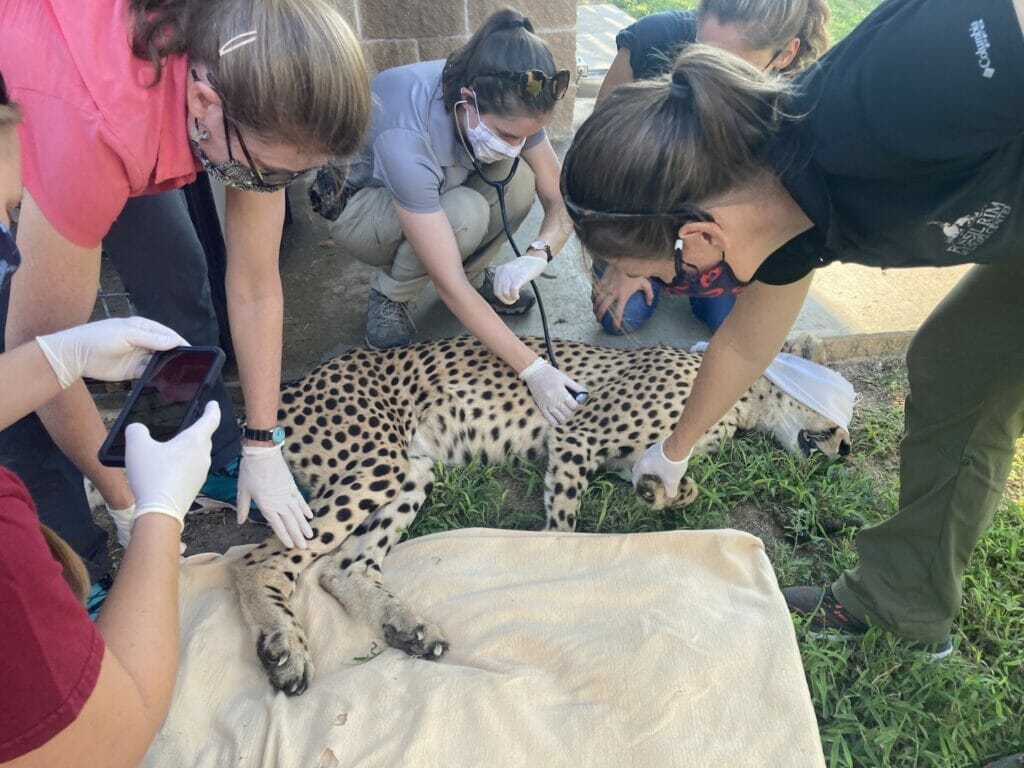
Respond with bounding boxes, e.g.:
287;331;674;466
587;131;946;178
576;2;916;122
783;585;954;661
477;267;536;315
365;289;416;349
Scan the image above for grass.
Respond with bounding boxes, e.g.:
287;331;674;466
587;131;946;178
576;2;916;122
403;357;1024;767
581;0;882;45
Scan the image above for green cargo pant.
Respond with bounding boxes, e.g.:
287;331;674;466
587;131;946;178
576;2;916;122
833;254;1024;644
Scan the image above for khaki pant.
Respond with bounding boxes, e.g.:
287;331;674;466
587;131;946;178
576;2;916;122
833;253;1024;643
328;158;536;302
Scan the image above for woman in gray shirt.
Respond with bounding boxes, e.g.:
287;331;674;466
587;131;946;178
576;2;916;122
319;9;585;426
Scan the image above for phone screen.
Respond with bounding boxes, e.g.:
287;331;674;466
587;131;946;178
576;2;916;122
103;348;222;461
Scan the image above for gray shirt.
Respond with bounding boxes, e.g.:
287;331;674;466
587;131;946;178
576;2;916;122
346;60;546;214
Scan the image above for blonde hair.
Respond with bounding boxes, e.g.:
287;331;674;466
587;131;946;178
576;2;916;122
130;0;371;157
698;0;830;72
40;524;91;605
562;44;793;262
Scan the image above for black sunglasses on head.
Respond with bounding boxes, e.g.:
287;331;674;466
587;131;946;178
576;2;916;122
474;69;571;102
563;196;712;225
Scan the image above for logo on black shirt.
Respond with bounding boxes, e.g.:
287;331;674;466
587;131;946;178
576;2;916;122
931;202;1011;257
969;19;995;78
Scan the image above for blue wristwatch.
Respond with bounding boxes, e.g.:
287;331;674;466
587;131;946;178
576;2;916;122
242;425;286;445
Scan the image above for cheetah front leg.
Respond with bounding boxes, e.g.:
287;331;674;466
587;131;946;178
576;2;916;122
543;432;610;531
318;453;448;659
234;535;331;696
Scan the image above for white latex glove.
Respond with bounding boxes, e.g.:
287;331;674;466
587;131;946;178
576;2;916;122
105;503;135;548
126;401;221;532
237;444;314;549
631;440;693;497
36;316;188;389
519;357;587;426
106;502;187;554
493;255;547;305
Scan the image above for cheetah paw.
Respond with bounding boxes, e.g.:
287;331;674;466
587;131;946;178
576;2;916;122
257;628;315;696
383;620;448;660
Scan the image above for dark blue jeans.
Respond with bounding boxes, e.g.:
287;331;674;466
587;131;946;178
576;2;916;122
0;179;240;580
593;260;736;334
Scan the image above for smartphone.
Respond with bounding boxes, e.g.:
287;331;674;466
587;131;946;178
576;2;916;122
98;346;225;468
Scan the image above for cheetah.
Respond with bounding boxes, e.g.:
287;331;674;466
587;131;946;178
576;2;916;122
234;336;851;695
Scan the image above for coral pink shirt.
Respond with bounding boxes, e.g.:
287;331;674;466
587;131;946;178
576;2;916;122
0;0;200;248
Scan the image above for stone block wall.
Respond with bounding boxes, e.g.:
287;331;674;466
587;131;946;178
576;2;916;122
330;0;578;139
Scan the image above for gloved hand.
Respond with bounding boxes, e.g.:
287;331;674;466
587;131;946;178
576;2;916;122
126;401;221;532
493;255;547;305
237;444;314;549
105;503;135;548
36;316;187;389
631;440;693;497
519;357;587;426
106;502;187;554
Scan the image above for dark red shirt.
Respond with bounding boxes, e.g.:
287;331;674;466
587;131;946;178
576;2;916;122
0;467;104;762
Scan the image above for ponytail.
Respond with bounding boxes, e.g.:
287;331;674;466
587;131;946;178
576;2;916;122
40;524;91;605
562;44;793;261
441;7;558;118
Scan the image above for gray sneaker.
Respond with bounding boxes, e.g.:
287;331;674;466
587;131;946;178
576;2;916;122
477;267;536;315
365;289;416;349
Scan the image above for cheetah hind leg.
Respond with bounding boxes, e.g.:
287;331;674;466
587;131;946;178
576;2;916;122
318;455;448;660
234;542;317;696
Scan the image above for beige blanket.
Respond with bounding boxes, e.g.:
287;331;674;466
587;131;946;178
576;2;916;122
144;529;824;768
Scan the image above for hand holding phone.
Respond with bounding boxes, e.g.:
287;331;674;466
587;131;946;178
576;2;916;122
37;317;187;389
98;347;225;468
126;400;221;532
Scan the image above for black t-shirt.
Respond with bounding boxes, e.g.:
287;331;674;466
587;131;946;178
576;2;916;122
615;10;699;80
756;0;1024;285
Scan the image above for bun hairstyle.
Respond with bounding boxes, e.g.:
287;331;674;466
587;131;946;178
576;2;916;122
442;7;559;118
561;44;793;262
697;0;830;73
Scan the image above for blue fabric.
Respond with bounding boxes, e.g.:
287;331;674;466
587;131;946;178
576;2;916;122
593;260;660;335
689;294;736;332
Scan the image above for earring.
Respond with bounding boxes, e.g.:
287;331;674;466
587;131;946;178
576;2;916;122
192;118;210;142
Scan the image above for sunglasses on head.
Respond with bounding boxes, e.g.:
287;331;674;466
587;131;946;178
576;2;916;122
563;196;713;226
474;69;571;102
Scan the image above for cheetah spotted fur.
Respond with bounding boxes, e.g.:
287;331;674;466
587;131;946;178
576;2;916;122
234;336;851;695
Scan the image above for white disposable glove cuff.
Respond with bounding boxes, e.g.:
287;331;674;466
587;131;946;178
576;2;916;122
241;443;285;460
518;357;548;381
658;441;693;467
35;336;75;389
132;506;186;532
106;503;135;548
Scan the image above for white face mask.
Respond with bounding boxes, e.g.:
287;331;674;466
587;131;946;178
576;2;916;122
456;92;524;164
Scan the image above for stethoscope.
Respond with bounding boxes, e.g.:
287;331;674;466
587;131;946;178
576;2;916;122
465;151;588;405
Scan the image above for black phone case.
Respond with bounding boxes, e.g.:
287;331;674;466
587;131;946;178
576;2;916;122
97;346;226;468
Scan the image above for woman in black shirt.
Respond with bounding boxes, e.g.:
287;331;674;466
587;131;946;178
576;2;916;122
562;0;1024;659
